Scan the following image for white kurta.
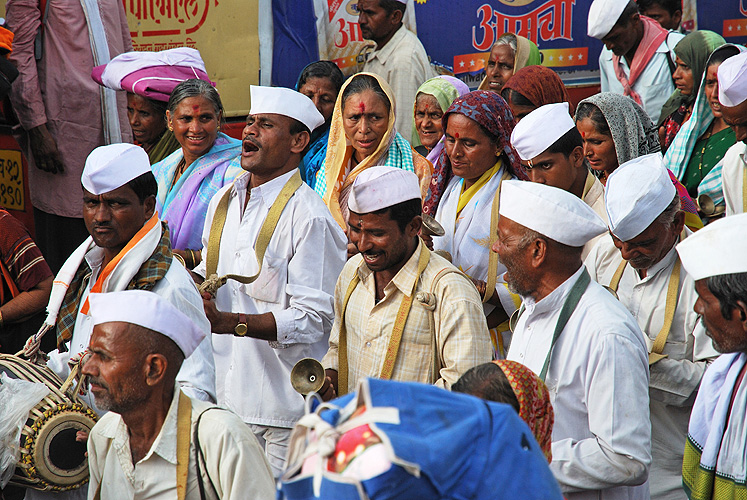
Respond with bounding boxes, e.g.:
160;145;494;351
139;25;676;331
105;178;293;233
586;236;719;500
598;32;684;124
721;141;747;216
87;386;275;500
194;170;347;428
507;266;652;500
46;249;217;407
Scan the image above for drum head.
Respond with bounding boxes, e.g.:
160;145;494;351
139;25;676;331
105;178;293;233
32;411;96;487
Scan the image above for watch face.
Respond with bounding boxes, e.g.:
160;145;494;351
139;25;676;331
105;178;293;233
235;323;248;336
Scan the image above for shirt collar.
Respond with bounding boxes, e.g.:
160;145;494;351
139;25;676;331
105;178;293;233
523;265;585;316
738;142;747;163
368;24;407;62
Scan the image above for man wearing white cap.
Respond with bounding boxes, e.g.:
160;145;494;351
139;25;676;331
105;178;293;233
319;166;491;398
24;143;215;408
84;290;275;500
359;0;436;135
192;86;346;477
716;52;747;216
585;153;718;500
511;102;608;258
497;180;652;500
588;0;683;123
675;213;747;499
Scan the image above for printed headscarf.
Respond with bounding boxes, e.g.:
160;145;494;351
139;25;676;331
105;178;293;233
495;360;554;462
502;65;574;115
423;90;524;215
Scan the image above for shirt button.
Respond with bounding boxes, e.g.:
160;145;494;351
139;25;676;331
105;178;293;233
366;341;371;347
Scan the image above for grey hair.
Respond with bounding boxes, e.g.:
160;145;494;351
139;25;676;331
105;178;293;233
167;79;223;117
494;33;517;54
518;227;543;249
707;273;747;320
656;193;681;229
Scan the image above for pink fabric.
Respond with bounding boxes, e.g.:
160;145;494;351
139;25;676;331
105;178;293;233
92;64;212;103
6;0;132;218
612;16;669;106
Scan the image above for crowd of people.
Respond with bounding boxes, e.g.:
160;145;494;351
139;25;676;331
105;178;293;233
1;0;747;499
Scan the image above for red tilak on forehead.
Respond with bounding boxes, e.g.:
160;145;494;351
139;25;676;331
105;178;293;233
359;102;366;113
455;132;460;139
425;104;430;111
193;105;199;111
581;131;585;138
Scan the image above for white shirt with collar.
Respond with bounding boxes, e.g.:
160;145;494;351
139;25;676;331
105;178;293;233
87;386;275;500
598;31;684;124
507;266;652;500
194;169;347;427
46;248;217;406
721;141;747;216
362;23;436;136
586;233;719;500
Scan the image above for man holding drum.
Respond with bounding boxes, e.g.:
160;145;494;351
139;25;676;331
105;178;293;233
83;290;275;500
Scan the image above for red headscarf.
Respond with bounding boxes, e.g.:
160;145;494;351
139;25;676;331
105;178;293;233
494;360;554;462
502;65;574;115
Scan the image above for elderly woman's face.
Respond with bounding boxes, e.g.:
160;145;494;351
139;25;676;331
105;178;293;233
127;93;166;148
166;96;220;161
414;93;443;150
299;76;338;125
484;44;514;93
342;90;390;162
444;113;500;188
576;117;618;179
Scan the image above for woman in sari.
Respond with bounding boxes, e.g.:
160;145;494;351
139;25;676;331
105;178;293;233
92;47;212;164
431;90;523;358
664;44;744;213
658;31;726;152
575;92;703;231
152;79;243;267
500;65;574;121
296;61;345;190
315;72;432;229
453;360;554;462
477;33;541;94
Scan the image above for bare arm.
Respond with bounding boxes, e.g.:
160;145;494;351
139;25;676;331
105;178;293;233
1;275;52;324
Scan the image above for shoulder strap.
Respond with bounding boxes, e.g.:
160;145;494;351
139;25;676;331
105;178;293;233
608;259;629;293
742;165;746;214
200;171;303;296
176;391;192;500
0;258;20;304
422;265;465;383
194;407;228;500
483;170;513;303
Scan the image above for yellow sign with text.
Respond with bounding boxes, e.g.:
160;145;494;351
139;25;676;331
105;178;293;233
125;0;259;118
0;149;24;211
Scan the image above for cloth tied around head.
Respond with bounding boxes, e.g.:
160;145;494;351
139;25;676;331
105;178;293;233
511;103;575;161
499;180;607;247
249;85;325;133
81;143;151;195
348;166;422;214
88;290;205;358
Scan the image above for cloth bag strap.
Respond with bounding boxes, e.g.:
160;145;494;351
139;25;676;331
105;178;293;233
483;171;513;303
200;171;302;296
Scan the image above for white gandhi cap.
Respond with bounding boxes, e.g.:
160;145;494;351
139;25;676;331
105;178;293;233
81;143;152;195
348;166;421;214
249;85;325;132
605;153;677;242
511;103;575;162
676;213;747;281
88;290;206;358
499;180;607;247
717;51;747;107
587;0;629;39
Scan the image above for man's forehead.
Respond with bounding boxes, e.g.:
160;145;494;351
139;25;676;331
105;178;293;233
248;112;290;124
83;184;138;200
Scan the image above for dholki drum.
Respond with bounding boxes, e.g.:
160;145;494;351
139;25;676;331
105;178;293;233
0;354;97;491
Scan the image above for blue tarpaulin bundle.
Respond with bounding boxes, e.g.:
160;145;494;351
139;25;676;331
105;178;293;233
279;378;563;500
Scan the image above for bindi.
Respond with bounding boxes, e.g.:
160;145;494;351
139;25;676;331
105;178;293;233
455;132;460;139
581;131;585;138
192;105;199;111
358;102;366;113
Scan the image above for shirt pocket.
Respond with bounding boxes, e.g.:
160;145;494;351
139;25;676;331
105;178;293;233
243;256;287;305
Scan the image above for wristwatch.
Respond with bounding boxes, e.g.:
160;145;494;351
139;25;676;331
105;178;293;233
234;313;248;337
